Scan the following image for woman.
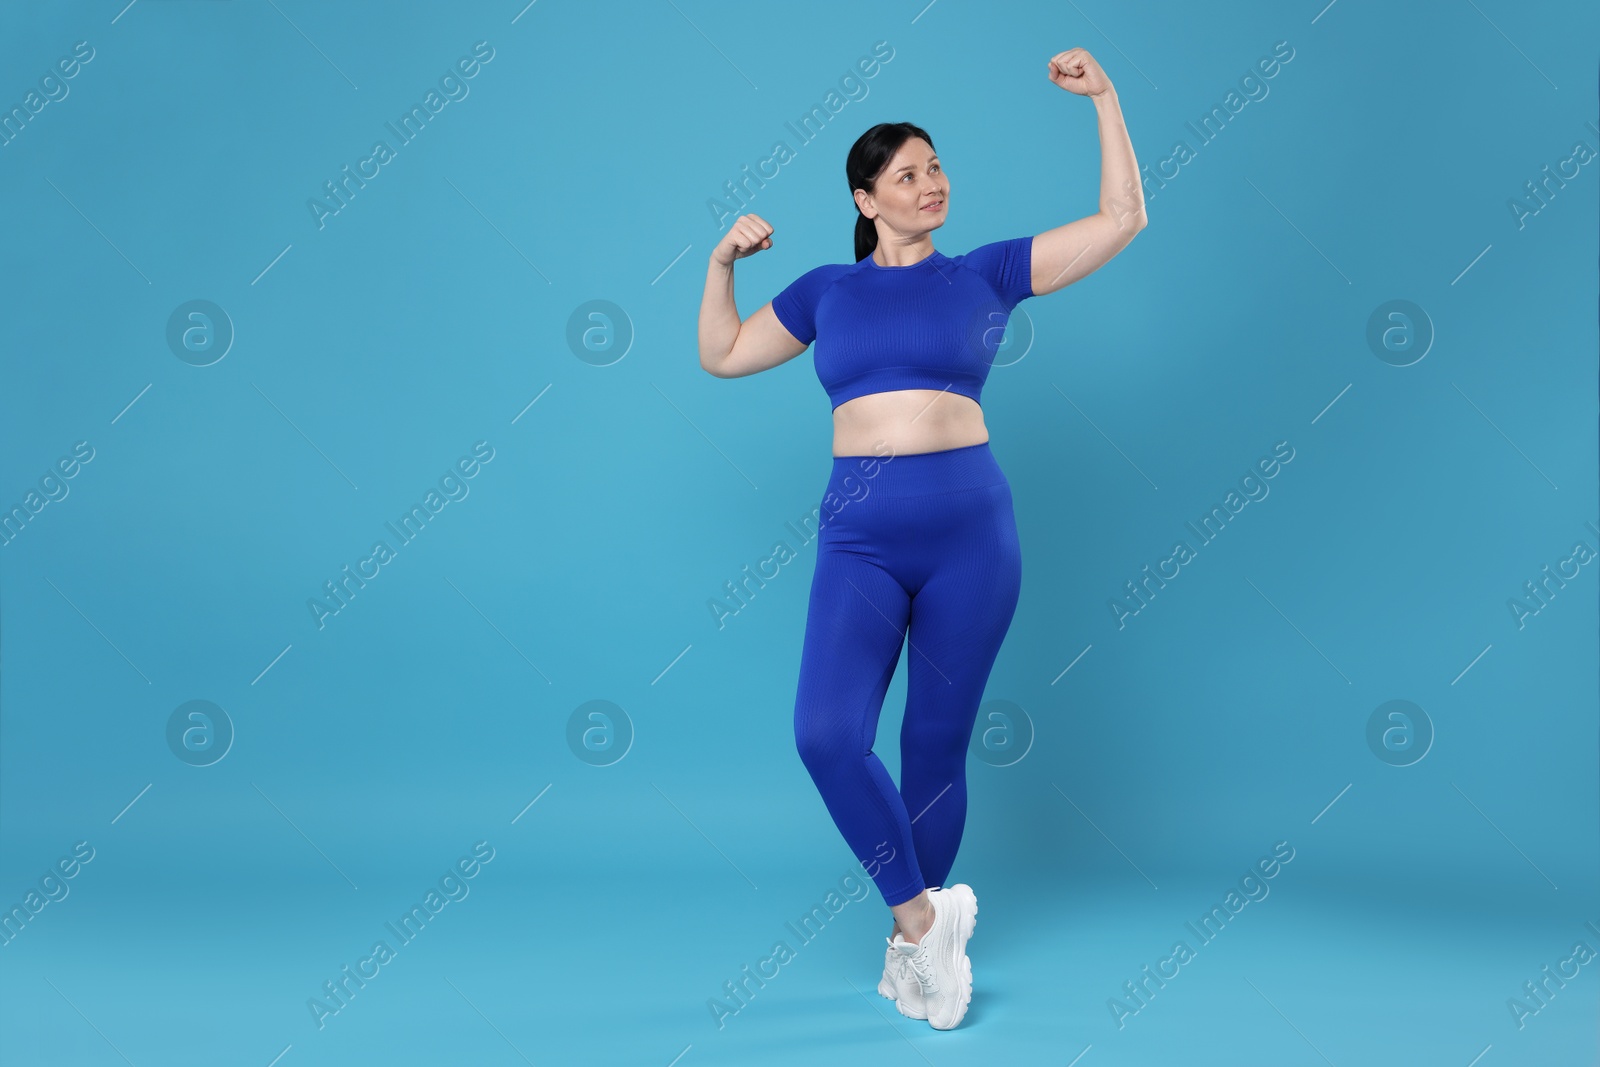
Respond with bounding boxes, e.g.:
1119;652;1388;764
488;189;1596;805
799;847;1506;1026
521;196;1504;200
696;48;1144;1030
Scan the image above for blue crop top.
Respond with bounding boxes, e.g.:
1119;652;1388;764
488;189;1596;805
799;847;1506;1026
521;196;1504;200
770;236;1035;410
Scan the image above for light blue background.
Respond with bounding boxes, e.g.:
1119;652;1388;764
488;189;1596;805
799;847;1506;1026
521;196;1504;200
1;1;1595;1064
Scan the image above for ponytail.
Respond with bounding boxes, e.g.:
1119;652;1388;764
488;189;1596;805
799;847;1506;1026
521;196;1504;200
853;212;879;264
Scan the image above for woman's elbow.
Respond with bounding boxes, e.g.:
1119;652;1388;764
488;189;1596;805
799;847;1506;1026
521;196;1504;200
700;347;735;378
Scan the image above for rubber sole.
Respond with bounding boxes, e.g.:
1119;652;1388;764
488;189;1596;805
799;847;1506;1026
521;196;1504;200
928;884;977;1030
894;994;930;1020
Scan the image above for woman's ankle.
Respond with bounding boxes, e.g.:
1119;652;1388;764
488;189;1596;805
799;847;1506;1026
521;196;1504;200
889;889;936;943
901;903;935;943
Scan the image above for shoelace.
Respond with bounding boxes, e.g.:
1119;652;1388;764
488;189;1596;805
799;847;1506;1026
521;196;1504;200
891;950;915;988
902;946;939;994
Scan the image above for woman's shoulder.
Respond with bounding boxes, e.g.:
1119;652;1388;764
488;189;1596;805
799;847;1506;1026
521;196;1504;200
780;258;865;297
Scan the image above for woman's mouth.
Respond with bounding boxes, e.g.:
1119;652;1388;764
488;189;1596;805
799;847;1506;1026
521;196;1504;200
921;200;944;212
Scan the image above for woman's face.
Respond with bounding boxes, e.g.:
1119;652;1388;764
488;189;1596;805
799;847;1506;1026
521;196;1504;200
858;138;947;238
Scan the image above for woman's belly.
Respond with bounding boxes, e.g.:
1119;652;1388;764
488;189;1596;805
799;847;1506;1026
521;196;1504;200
831;390;989;457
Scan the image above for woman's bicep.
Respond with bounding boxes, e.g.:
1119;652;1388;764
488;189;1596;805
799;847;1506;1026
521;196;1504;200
713;303;809;378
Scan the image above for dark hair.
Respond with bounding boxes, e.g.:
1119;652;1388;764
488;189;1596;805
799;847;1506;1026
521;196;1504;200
847;122;935;263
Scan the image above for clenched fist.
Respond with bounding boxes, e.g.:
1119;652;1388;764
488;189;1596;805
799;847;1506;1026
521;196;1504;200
713;213;775;267
1047;48;1112;97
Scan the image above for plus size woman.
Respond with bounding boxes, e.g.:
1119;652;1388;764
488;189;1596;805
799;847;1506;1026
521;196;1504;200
696;48;1145;1030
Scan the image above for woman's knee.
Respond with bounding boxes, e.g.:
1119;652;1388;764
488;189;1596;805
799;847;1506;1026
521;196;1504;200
794;707;844;777
902;704;980;762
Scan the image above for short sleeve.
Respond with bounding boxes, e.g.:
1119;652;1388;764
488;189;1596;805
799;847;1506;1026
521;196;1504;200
771;265;833;346
958;236;1035;309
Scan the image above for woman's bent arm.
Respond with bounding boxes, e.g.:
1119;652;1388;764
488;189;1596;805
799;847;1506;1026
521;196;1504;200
698;213;808;378
1030;50;1148;298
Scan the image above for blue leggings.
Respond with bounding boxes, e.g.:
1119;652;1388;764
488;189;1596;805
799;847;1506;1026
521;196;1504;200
793;441;1022;907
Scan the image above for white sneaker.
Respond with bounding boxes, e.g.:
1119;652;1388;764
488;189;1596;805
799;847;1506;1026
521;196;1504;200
879;936;928;1019
878;885;944;1006
887;883;978;1030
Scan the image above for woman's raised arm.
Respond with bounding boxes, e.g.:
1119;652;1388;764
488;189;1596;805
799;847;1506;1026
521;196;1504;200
1028;49;1147;299
698;213;808;378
